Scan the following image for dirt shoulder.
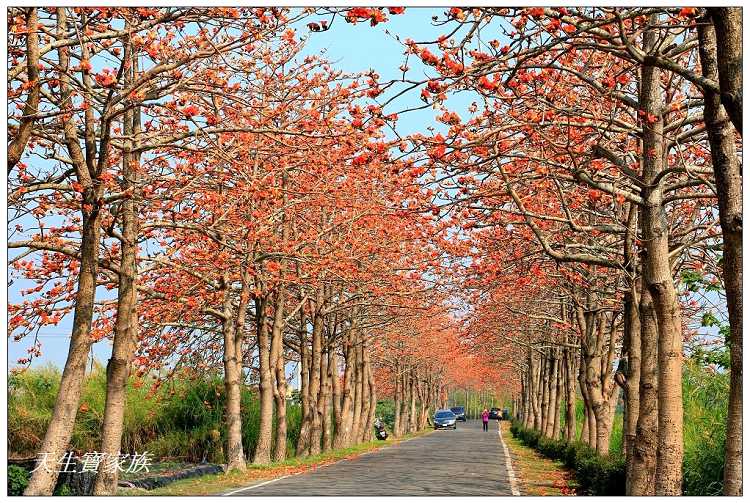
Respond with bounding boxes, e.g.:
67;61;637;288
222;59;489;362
500;421;577;496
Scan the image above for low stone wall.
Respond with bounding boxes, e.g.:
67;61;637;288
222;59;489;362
8;457;223;495
118;464;224;491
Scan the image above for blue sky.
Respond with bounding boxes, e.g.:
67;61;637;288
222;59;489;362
6;7;462;370
299;7;475;134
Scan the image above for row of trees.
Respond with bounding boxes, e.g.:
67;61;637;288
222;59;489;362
7;6;741;497
7;6;475;496
403;6;741;496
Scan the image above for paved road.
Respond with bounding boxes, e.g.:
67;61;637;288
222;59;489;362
225;420;516;496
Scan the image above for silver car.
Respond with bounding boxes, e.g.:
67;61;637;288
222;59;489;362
433;409;457;429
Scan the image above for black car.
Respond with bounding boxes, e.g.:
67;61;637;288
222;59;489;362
488;407;502;420
433;409;457;429
450;406;467;421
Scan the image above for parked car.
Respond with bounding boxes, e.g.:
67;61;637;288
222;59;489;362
433;409;457;429
450;406;466;421
488;407;502;420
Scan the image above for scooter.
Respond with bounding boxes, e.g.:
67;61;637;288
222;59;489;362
374;418;388;440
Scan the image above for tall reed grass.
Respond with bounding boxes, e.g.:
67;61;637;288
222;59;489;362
682;359;728;495
8;364;302;464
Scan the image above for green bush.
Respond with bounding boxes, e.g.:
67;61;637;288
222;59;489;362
574;450;625;495
375;399;396;431
513;424;541;449
537;436;567;459
562;441;594;470
510;420;625;495
8;465;29;495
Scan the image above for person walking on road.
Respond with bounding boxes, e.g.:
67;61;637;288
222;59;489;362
481;408;489;432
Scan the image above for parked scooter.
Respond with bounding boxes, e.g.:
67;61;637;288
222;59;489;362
374;417;388;440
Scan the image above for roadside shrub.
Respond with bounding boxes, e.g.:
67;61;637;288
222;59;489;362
574;450;625;495
512;423;541;449
537;436;566;459
562;442;594;470
510;420;520;437
8;465;29;496
510;421;625;496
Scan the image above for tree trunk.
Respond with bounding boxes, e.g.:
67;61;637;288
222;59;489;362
357;345;372;442
548;350;560;437
621;284;642;492
594;386;619;455
25;12;103;494
708;7;742;135
564;347;577;443
587;402;597;447
630;286;659;495
539;351;550;435
305;291;325;456
334;328;355;448
319;344;333;452
224;276;249;472
578;345;595;447
351;333;364;441
296;317;311;455
531;350;542;431
408;370;417;433
24;198;102;496
331;343;343;446
361;350;377;441
640;36;684;493
552;351;563;440
580;400;589;445
393;362;402;437
253;296;274;465
93;77;141;494
698;18;743;495
400;370;410;434
520;376;528;426
270;288;287;462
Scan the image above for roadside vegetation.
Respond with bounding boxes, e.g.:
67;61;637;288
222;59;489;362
508;358;728;496
9;365;302;464
8;366;430;495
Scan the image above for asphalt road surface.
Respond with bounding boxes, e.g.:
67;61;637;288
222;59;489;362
225;420;517;496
